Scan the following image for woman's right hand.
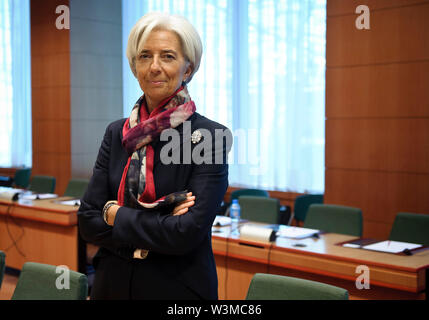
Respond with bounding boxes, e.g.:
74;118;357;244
172;192;195;216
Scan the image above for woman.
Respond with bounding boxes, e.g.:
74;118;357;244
78;12;231;300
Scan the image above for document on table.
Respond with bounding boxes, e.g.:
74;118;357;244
276;226;320;239
0;187;24;201
213;215;231;227
55;199;81;206
362;240;422;254
20;193;58;200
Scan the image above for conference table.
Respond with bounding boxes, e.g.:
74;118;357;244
212;223;429;300
0;195;83;272
1;193;428;300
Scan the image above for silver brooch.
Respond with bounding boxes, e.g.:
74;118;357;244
191;130;202;144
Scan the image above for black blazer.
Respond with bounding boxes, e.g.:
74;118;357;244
78;112;231;300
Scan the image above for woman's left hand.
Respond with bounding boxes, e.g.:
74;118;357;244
172;192;196;216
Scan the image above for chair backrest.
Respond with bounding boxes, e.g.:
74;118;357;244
246;273;349;300
28;175;56;194
389;212;429;246
0;250;5;289
230;188;269;203
13;168;32;189
239;196;280;224
12;262;88;300
304;204;363;236
64;178;89;198
293;194;324;222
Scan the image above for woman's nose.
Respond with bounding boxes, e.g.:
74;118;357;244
150;56;161;72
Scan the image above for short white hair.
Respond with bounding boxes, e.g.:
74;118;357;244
126;12;203;84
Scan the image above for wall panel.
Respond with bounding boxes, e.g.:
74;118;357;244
327;2;429;67
325;0;429;239
326;62;429;118
326;119;429;173
327;0;429;16
31;0;71;195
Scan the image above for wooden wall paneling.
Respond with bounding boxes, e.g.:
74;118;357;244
31;0;71;196
326;62;429;118
32;120;70;154
30;0;69;27
327;0;429;17
325;119;429;173
31;54;71;87
363;220;394;240
32;86;71;121
326;1;429;239
327;2;429;67
31;23;70;56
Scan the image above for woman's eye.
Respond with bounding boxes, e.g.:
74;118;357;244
139;53;150;59
164;54;175;60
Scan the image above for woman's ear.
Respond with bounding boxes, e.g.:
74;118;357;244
184;63;193;82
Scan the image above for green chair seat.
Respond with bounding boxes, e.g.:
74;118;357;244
64;178;89;198
28;175;56;194
238;196;280;224
246;273;349;300
304;204;363;236
389;212;429;246
12;262;88;300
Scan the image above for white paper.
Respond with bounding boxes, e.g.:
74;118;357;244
343;243;361;249
362;240;422;253
56;199;81;206
276;226;320;239
0;187;24;201
213;215;231;227
20;193;58;200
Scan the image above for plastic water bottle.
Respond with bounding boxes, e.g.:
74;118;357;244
230;199;241;235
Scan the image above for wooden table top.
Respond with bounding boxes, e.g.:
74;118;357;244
0;196;79;226
212;224;429;272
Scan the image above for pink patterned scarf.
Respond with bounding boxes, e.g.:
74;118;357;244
118;86;195;208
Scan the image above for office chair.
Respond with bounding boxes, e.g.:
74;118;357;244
246;273;349;300
64;178;89;198
222;188;270;216
238;196;280;224
304;204;363;237
12;262;88;300
0;167;32;188
389;212;429;246
28;175;56;194
292;194;324;225
0;250;5;289
230;188;269;202
13;168;32;189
